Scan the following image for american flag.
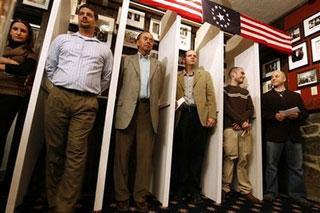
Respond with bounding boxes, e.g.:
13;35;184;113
202;0;292;54
139;0;203;23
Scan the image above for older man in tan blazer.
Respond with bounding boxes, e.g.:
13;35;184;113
114;31;165;212
171;50;216;204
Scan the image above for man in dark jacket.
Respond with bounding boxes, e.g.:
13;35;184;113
262;70;311;207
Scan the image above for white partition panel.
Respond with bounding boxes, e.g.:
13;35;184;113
198;30;224;204
234;43;263;200
151;15;181;207
93;0;129;211
6;0;70;211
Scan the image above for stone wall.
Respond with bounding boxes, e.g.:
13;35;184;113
300;112;320;202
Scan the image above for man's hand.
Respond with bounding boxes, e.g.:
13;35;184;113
0;57;19;65
275;112;286;122
241;120;251;130
232;123;242;130
206;118;216;128
287;112;299;120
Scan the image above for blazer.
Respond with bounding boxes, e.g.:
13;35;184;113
176;67;217;127
115;54;165;133
261;89;308;143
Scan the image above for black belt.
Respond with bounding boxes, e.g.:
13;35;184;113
139;98;150;103
56;86;96;96
182;104;197;112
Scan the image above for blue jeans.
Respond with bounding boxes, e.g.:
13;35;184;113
265;140;306;199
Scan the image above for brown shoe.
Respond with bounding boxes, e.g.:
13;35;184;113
243;193;261;204
117;200;129;211
135;201;149;212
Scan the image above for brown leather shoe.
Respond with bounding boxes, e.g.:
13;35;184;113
243;193;261;204
135;201;149;212
117;200;129;211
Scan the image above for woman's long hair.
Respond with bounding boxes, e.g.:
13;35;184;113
7;19;34;50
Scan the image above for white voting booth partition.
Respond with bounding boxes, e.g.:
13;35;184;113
151;12;180;207
195;23;224;204
225;36;263;200
6;0;70;211
93;0;129;211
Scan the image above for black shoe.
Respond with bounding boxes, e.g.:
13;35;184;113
243;193;261;204
263;193;275;202
116;200;129;211
293;198;313;208
135;201;149;212
191;193;203;204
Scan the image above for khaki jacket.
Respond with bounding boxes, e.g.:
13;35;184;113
176;67;217;127
115;54;165;133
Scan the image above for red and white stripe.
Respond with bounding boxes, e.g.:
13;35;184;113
140;0;203;23
240;14;292;54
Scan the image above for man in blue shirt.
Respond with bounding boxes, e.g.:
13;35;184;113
44;4;113;212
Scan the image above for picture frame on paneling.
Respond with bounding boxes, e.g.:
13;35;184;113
22;0;50;10
303;11;320;37
96;16;115;47
297;69;318;87
262;79;272;94
149;18;161;41
262;58;280;78
179;24;192;51
124;29;141;49
117;7;145;30
288;25;301;43
288;42;308;70
150;49;158;59
311;35;320;63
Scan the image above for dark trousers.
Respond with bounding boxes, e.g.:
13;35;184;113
0;94;23;166
171;107;208;195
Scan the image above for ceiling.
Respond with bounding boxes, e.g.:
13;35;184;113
213;0;308;24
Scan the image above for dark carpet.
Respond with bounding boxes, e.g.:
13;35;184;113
1;191;318;212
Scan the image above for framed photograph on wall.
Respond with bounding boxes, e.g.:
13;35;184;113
149;18;161;41
311;35;320;62
262;80;272;94
117;7;145;30
297;69;318;87
150;50;158;59
303;11;320;37
96;16;115;47
22;0;50;10
262;58;280;78
124;29;141;49
179;24;192;51
288;25;301;43
288;42;308;70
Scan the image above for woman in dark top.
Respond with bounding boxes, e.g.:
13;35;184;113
0;19;37;167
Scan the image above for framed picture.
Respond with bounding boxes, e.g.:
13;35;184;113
311;35;320;63
297;69;318;87
262;80;272;94
303;11;320;37
124;29;141;49
288;42;308;70
149;18;161;41
179;24;192;51
22;0;50;10
117;7;145;30
262;58;280;78
150;50;158;59
96;16;115;47
288;25;301;43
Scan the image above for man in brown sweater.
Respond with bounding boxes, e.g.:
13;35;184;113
222;67;260;203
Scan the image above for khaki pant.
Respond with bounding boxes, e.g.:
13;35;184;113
114;101;155;202
222;128;252;194
45;86;98;212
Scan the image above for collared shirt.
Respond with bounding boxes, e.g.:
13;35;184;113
183;70;195;105
45;32;113;94
138;52;150;99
